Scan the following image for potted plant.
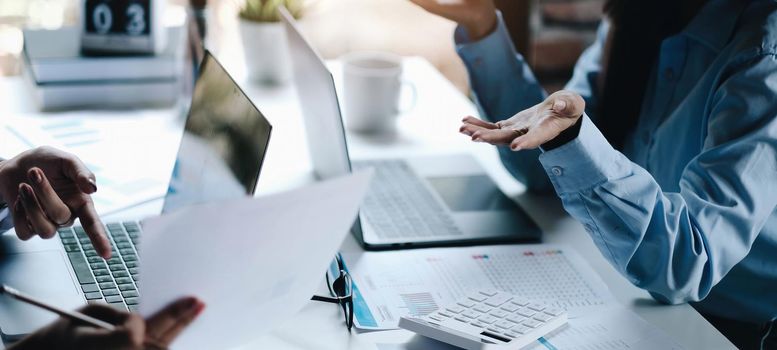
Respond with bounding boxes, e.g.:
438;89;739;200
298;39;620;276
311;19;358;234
238;0;303;85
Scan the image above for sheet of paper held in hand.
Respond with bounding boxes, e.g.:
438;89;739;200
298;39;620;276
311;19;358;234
139;171;373;350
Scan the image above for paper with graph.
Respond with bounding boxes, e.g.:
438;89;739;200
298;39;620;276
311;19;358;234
341;244;615;330
2;111;181;215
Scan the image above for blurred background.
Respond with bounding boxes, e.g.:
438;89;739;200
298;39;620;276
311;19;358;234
0;0;604;94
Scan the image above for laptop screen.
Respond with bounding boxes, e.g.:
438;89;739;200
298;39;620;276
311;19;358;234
161;52;272;213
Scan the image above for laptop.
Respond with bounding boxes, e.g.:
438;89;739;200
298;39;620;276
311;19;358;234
0;51;272;338
279;9;541;250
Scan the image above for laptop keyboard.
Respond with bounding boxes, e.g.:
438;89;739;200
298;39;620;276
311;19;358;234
58;222;141;312
353;159;462;238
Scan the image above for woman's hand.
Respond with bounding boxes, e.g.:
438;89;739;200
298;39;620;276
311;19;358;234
10;297;205;350
409;0;498;41
459;90;586;150
0;146;110;258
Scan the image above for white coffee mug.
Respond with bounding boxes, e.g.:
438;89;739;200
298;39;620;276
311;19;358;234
342;52;416;134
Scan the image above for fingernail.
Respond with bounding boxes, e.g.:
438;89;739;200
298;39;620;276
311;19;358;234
473;137;483;142
511;144;522;151
194;302;206;316
553;99;567;112
32;169;43;184
88;179;97;192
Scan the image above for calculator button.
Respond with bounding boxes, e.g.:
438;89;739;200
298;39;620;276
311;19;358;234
501;303;520;312
484;294;512;307
523;319;542;328
467;293;487;302
527;303;546;311
511;324;531;334
496;320;514;329
457;299;476;308
438;311;453;318
490;309;508;318
504;331;519;338
477;315;498;324
507;315;526;324
544;307;564;316
429;314;443;321
534;313;553;322
462;310;481;319
473;304;492;313
479;289;498;297
486;326;501;333
516;308;537;317
511;297;530;306
470;321;487;328
454;315;470;323
446;305;465;314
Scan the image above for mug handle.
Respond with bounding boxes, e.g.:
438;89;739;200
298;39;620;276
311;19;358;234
397;80;417;114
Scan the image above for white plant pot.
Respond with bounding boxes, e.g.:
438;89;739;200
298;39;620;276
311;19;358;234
239;19;291;85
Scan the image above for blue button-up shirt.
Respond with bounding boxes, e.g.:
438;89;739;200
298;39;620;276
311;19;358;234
456;0;777;324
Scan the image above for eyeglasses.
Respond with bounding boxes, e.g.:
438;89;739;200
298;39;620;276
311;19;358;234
311;254;354;332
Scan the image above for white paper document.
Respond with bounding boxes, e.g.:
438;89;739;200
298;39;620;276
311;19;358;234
342;244;614;330
139;171;373;349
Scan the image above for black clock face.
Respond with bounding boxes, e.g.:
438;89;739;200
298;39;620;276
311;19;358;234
84;0;151;36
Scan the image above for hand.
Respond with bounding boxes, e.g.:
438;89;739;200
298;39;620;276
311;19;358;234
459;90;585;150
10;297;205;350
409;0;498;41
0;146;111;258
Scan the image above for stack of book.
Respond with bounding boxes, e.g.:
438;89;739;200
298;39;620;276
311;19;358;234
22;26;184;111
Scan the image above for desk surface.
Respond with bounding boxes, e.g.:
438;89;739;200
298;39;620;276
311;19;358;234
0;56;734;349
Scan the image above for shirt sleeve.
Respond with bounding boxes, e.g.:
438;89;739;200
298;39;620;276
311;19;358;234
0;207;13;232
537;53;777;303
455;13;608;192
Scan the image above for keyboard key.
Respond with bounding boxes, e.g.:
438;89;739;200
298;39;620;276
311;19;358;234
527;303;546;311
473;304;492;313
445;305;465;314
109;264;125;271
467;293;487;302
506;315;526;324
107;257;122;265
462;310;480;319
87;256;104;263
470;321;486;328
477;315;498;324
118;284;135;291
132;275;139;282
125;297;139;305
511;297;530;306
66;252;96;285
99;282;116;290
81;284;99;293
115;277;132;285
121;290;139;298
504;331;519;338
93;269;110;276
454;315;469;323
126;261;139;268
437;311;453;318
511;324;531;334
128;267;139;275
484;294;512;307
96;275;113;283
496;320;514;329
429;314;443;322
123;255;138;262
457;299;476;308
490;309;508;318
119;248;135;256
500;303;520;312
102;289;119;296
63;244;80;252
534;313;553;322
479;289;498;297
544;307;565;316
128;305;139;312
523;319;542;328
108;303;127;311
516;308;536;317
84;292;103;300
61;237;77;244
117;242;133;249
89;262;106;270
112;271;129;278
84;250;99;257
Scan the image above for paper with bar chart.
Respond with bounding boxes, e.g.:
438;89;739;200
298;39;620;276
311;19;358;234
3;111;181;215
341;244;615;330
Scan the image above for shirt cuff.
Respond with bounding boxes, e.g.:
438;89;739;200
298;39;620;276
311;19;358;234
538;115;632;194
455;10;528;80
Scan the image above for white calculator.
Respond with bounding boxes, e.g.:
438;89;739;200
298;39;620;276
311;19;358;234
399;289;567;349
